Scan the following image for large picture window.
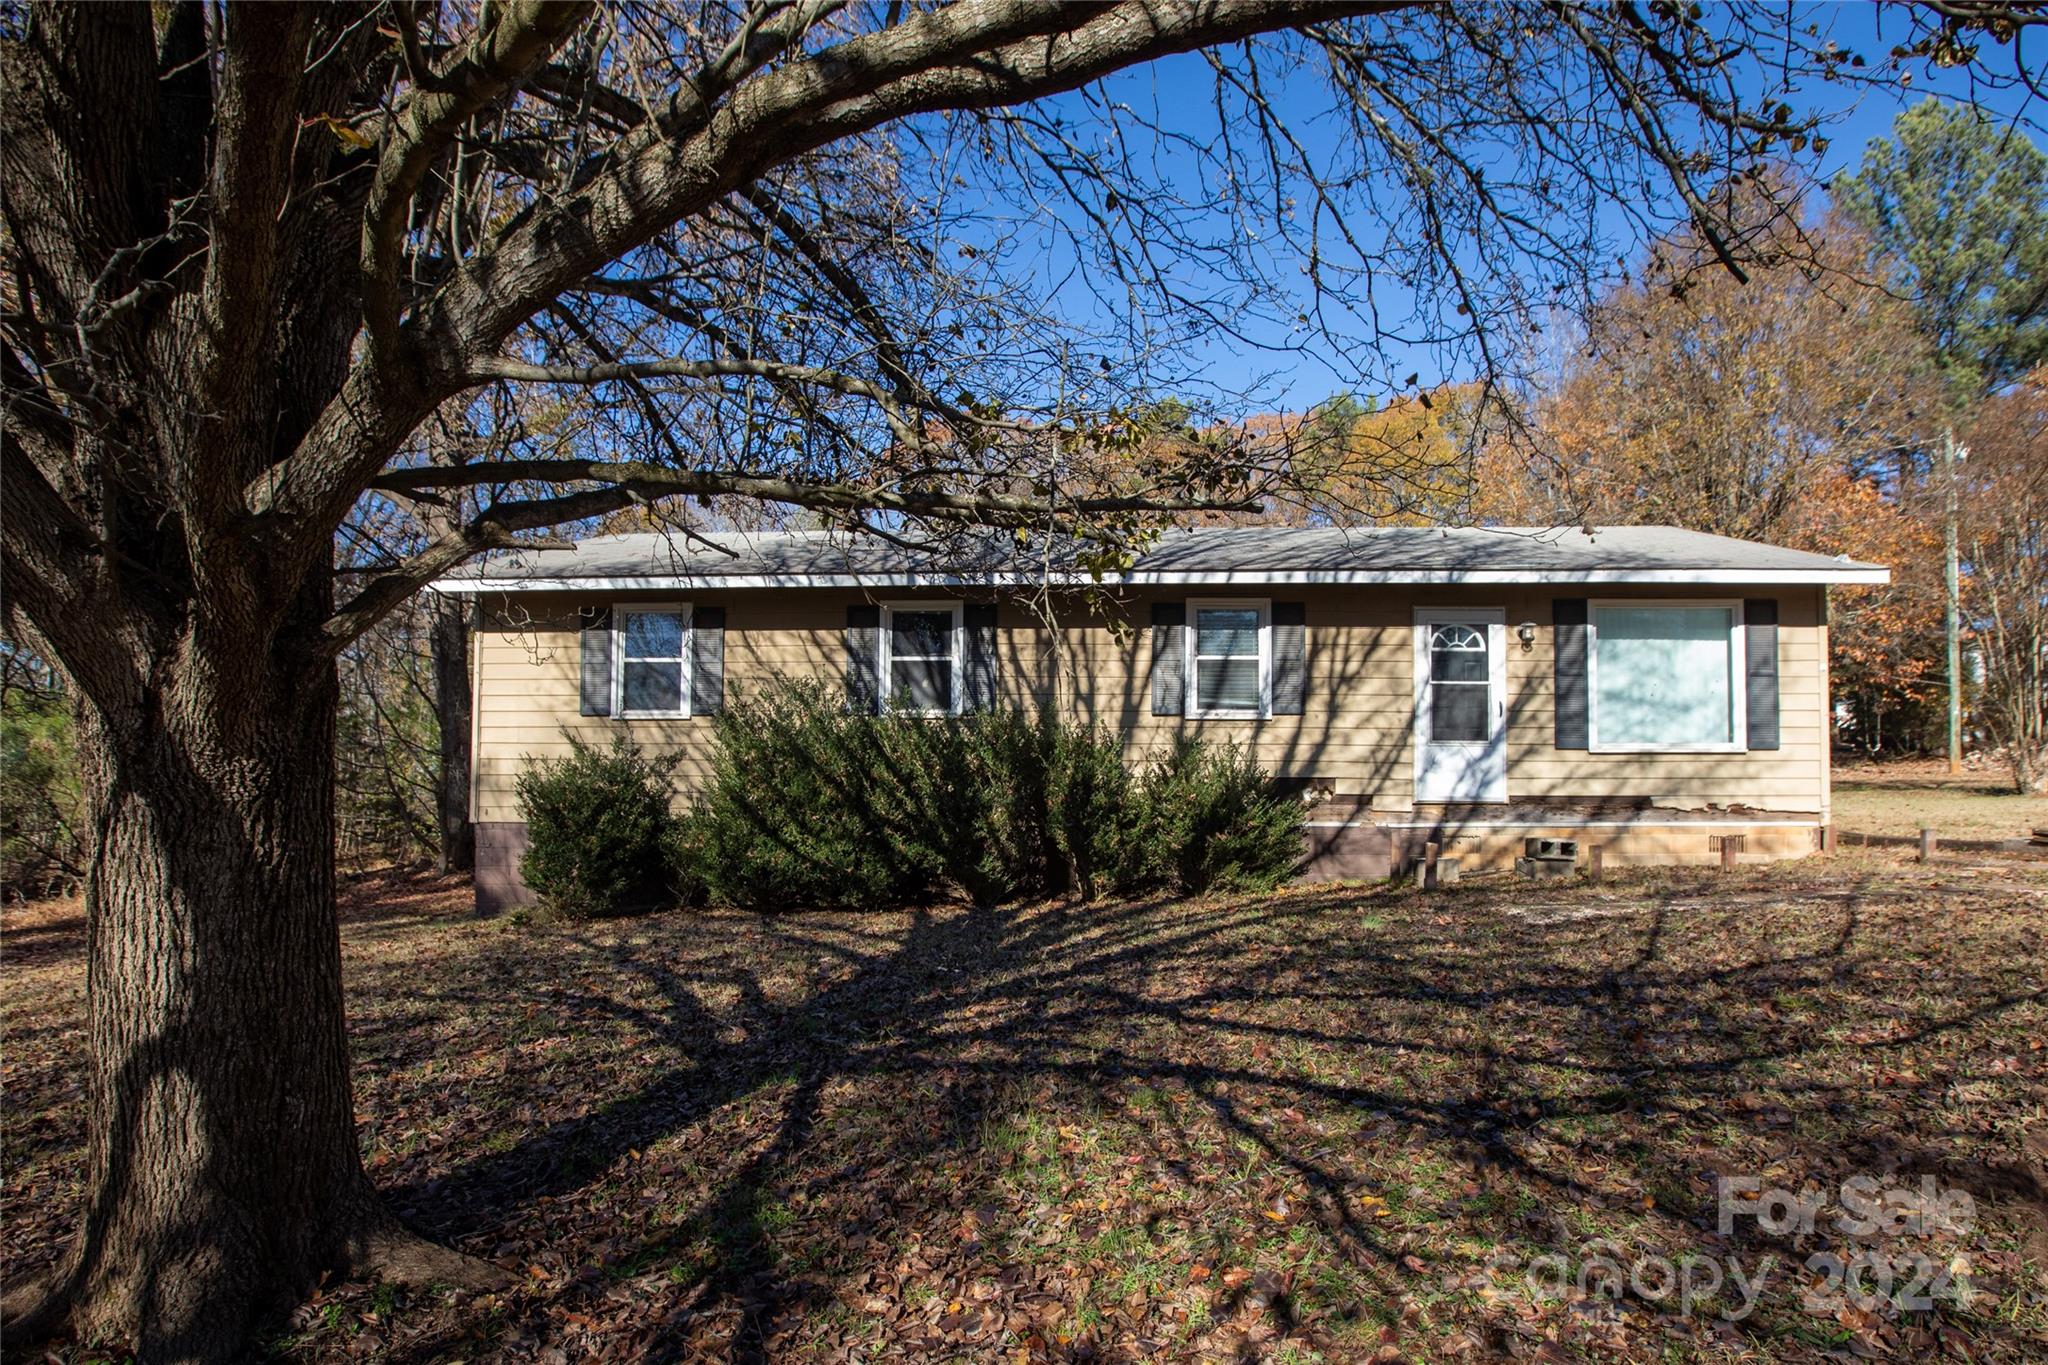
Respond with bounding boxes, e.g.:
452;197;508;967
616;605;691;717
880;603;962;714
1589;602;1743;751
1186;600;1270;718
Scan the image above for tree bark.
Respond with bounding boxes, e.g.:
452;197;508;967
3;618;501;1359
431;592;475;874
75;668;358;1351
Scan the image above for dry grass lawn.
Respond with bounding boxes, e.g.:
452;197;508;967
5;851;2047;1363
1832;757;2045;842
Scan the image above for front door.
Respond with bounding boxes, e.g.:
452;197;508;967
1414;609;1507;804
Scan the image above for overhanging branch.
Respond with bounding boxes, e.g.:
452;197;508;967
267;0;1379;553
360;0;594;365
330;461;1257;650
467;352;899;398
371;457;1259;522
465;352;956;455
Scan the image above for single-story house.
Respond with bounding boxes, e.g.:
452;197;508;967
431;525;1888;912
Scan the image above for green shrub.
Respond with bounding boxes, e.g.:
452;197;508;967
682;679;934;910
1044;721;1152;900
683;680;1054;909
515;732;686;918
1138;737;1304;894
677;682;1303;909
872;698;1037;906
0;686;83;900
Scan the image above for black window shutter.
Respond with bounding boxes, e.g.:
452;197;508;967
1271;602;1306;716
1553;598;1588;749
691;606;725;717
846;604;881;713
1150;602;1186;715
1744;599;1780;751
963;604;999;712
579;606;613;716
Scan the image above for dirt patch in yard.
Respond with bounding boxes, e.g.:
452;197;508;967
5;855;2046;1362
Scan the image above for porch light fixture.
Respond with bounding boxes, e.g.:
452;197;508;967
1517;621;1538;652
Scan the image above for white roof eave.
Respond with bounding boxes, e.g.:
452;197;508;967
429;565;1891;594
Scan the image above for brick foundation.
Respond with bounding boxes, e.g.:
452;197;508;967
469;804;1827;913
475;821;537;914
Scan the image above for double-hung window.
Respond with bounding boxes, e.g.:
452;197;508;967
880;603;962;715
1588;601;1744;752
616;605;691;718
1186;600;1270;719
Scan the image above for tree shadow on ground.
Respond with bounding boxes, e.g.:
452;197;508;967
319;856;2048;1362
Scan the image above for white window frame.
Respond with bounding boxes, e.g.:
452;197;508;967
613;601;693;719
1184;597;1272;720
878;601;965;717
1587;598;1747;754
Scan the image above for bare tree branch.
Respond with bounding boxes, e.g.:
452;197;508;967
372;455;1257;520
332;459;1254;650
360;0;594;366
270;0;1389;548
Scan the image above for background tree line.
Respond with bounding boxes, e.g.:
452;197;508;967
1521;99;2045;789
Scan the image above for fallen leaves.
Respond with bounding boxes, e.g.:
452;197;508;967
4;856;2047;1360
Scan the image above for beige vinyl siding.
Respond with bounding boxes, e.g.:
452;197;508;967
470;584;1828;823
1034;589;1415;803
474;592;839;820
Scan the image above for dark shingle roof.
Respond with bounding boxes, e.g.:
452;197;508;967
431;525;1888;591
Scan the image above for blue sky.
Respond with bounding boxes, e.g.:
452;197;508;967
977;6;2046;416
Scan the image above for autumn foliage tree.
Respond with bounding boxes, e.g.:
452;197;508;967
1254;388;1487;527
1960;374;2048;791
1473;201;1947;741
1781;471;1947;754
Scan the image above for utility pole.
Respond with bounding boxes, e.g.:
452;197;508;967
1942;427;1964;774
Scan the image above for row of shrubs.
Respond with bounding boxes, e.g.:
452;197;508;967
514;679;1305;918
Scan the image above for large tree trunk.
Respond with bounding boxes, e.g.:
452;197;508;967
71;663;362;1350
4;627;500;1359
431;592;475;875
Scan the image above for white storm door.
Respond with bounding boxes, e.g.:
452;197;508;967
1413;609;1508;804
